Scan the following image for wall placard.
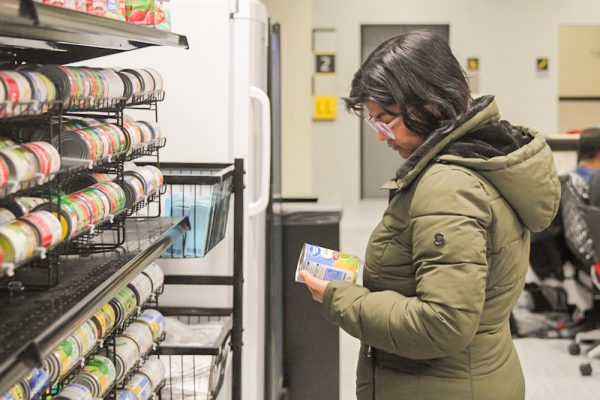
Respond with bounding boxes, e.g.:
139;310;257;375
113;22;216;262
313;96;337;121
315;53;336;74
467;57;480;71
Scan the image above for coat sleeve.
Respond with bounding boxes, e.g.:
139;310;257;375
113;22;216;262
321;168;492;360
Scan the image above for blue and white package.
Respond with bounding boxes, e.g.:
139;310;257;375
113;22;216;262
296;243;360;283
161;193;211;257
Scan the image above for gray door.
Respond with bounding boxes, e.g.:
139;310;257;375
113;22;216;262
361;25;450;198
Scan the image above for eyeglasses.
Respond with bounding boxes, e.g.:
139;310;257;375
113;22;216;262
364;115;401;140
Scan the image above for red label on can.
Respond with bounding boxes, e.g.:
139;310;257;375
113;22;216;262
22;213;53;248
22;143;51;176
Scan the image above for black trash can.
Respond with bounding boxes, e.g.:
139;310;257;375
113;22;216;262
281;204;342;400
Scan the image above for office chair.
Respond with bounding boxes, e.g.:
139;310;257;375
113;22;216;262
568;204;600;376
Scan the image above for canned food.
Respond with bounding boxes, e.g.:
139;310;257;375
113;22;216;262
81;355;116;397
70;192;98;226
21;210;62;248
91;303;116;339
70;373;100;399
125;167;158;195
20;368;49;400
0;208;16;226
0;146;37;184
144;166;164;187
114;286;137;318
143;69;164;92
64;196;91;233
33;199;78;240
12;197;47;216
142;262;164;293
0;138;15;149
26;142;61;176
0;383;26;400
135;122;153;144
122;322;153;357
109;335;140;382
116;390;137;400
137;309;165;341
122;175;145;208
0;156;8;189
21;71;48;114
53;383;93;400
53;335;81;378
128;273;153;305
123;373;152;400
88;188;112;220
138;357;165;390
20;143;50;183
93;182;126;214
42;354;61;386
73;320;98;356
0;220;40;264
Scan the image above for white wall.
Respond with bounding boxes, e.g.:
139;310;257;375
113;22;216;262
312;0;600;204
262;0;314;198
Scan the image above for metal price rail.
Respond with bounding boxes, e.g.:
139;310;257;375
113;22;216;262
0;216;190;393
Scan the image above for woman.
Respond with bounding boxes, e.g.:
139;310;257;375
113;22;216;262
300;31;560;400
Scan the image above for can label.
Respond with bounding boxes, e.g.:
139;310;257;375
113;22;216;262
22;143;51;177
296;243;360;283
21;368;49;399
84;356;116;396
66;196;91;231
22;212;54;248
123;374;152;400
115;287;137;318
123;323;153;356
72;193;99;225
55;383;92;400
55;336;81;377
0;209;16;225
74;321;97;356
142;263;164;292
138;309;165;340
1;384;25;400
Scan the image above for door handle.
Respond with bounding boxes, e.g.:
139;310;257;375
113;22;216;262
248;86;271;217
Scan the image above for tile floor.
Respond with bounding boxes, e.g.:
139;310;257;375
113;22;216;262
338;200;600;400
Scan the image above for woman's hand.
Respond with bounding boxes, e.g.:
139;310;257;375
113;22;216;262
300;271;329;303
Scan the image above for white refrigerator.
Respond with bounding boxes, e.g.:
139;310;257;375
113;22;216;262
79;1;272;399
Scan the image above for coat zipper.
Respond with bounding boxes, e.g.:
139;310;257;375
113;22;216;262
367;346;376;400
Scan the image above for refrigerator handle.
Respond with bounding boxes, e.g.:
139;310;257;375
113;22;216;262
248;86;271;217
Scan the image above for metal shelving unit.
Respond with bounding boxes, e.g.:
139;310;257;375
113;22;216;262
148;161;244;400
0;2;192;396
0;216;190;393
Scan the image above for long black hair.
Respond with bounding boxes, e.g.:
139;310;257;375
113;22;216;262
344;30;472;137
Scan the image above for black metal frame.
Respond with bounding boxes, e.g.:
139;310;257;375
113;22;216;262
156;159;244;400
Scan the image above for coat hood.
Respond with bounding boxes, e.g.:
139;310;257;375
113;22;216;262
383;95;560;232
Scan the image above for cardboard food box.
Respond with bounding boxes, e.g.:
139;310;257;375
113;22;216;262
155;0;171;31
125;0;155;25
105;0;126;20
85;0;107;16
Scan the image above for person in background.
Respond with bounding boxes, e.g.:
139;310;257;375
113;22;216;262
300;31;561;400
575;127;600;185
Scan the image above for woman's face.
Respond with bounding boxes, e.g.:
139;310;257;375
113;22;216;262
365;101;424;159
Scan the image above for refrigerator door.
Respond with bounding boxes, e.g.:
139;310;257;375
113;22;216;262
232;1;270;400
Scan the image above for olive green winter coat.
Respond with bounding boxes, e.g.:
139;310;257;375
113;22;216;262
322;96;561;400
